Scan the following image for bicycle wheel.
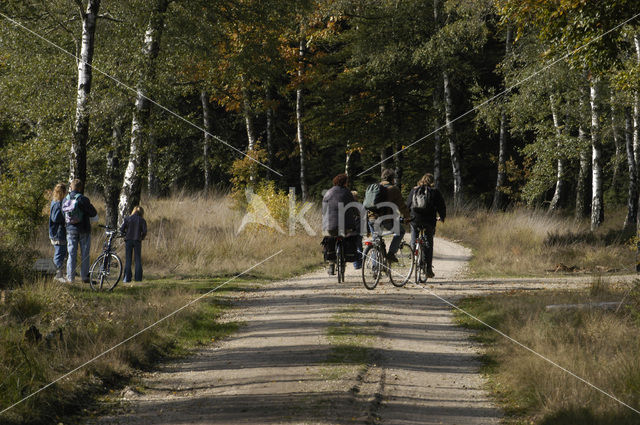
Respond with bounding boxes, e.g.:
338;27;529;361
336;242;343;283
89;253;122;291
389;241;414;287
415;243;426;283
362;245;382;290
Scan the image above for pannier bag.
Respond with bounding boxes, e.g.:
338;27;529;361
321;236;360;262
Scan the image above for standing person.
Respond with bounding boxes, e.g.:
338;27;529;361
63;179;97;283
120;206;147;282
368;168;411;263
406;173;446;279
322;173;362;275
49;183;67;281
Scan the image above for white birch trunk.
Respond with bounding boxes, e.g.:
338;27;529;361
70;0;101;183
625;107;638;229
443;70;463;208
119;0;169;222
549;94;565;211
576;79;591;218
590;77;604;230
433;0;441;189
611;94;622;193
241;83;256;152
201;90;212;192
296;36;308;201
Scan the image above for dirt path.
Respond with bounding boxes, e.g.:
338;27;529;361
89;237;603;425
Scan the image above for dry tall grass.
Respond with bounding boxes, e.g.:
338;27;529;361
33;191;323;279
438;207;635;276
457;286;640;424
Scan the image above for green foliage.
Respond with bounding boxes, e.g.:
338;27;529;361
0;137;66;243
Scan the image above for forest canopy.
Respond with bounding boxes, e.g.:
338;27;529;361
1;0;640;240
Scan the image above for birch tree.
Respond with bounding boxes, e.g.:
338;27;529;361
70;0;101;183
119;0;170;221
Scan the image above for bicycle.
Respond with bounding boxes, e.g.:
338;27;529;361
361;223;414;290
89;225;123;291
413;218;440;283
335;236;346;283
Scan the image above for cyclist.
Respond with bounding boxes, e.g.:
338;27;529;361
368;168;410;263
322;173;363;275
406;173;446;279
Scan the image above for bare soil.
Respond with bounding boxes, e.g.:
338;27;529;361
88;237;618;425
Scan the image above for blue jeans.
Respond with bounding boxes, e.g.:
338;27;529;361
53;242;67;270
411;224;435;268
124;239;143;282
352;235;363;269
67;230;91;282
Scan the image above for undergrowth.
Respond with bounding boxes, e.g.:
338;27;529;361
455;282;640;424
438;207;635;276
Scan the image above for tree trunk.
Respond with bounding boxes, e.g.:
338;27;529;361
443;70;462;208
201;90;213;192
634;35;640;170
296;35;308;200
265;85;273;169
576;79;591;218
104;119;123;229
380;149;386;178
393;140;402;188
433;0;441;190
590;77;604;231
549;94;565;211
492;26;511;211
345;141;352;177
625;107;638;229
241;82;256;152
147;128;159;197
118;0;169;222
611;94;622;197
70;0;101;183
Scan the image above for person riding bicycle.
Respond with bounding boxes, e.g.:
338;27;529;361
367;168;411;263
322;173;363;275
406;173;446;278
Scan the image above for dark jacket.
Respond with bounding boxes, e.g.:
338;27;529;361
367;181;411;229
322;186;362;236
120;214;147;241
65;191;98;234
406;185;446;227
48;200;66;242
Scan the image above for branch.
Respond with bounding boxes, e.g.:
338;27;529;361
73;0;86;19
97;12;123;23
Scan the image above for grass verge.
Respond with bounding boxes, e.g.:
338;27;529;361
454;282;640;424
438;207;635;276
0;277;250;425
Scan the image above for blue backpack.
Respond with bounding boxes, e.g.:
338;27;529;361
62;193;84;224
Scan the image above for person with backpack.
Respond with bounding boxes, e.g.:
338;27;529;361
364;168;411;263
63;179;97;283
322;173;364;275
120;205;148;282
49;183;68;281
406;173;446;279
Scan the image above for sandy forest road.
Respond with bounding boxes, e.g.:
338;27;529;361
90;237;615;425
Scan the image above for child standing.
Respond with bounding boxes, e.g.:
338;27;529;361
49;183;67;281
119;206;147;282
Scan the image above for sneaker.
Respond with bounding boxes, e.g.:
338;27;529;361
353;261;362;270
55;269;63;279
426;267;435;278
386;253;398;263
327;264;335;275
54;276;68;283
